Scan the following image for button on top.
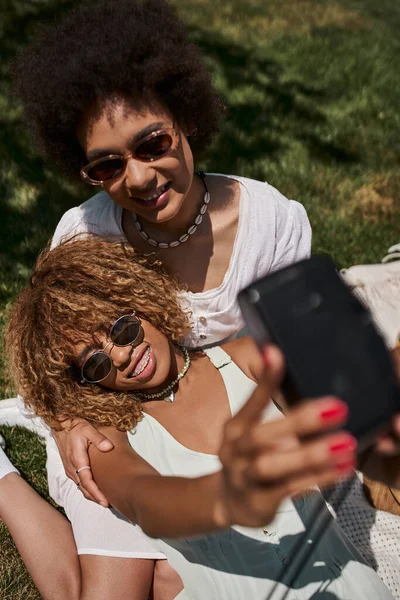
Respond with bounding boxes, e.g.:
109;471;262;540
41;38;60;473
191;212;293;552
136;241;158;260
199;334;207;340
199;316;207;324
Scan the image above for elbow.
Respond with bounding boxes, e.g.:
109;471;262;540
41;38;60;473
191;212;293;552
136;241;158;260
135;511;160;539
140;523;160;539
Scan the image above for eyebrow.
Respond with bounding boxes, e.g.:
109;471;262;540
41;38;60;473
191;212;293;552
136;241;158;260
75;324;110;366
76;346;94;367
86;122;166;162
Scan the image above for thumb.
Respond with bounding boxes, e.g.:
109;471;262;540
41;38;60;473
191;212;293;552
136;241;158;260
87;430;114;452
238;345;284;424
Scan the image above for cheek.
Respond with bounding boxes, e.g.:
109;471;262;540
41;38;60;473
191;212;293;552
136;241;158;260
103;177;124;199
98;368;120;390
145;329;171;369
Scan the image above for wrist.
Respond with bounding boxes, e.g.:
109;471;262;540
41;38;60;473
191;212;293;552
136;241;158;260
211;471;233;530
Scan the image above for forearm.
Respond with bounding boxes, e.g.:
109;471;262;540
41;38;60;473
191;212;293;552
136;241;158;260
0;473;81;600
106;469;229;539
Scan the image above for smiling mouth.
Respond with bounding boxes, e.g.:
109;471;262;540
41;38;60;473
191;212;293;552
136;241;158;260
128;346;151;378
133;182;170;202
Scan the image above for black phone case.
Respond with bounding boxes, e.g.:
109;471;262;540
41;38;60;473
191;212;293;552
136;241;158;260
238;255;400;450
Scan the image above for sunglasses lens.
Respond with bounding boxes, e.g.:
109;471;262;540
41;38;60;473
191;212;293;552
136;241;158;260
82;353;112;383
135;133;173;161
86;158;124;182
111;315;141;346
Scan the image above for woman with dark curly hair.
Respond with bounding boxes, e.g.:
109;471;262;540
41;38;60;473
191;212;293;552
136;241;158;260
2;236;398;600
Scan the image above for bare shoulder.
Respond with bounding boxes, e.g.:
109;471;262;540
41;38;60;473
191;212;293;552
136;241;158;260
221;336;264;382
96;426;131;448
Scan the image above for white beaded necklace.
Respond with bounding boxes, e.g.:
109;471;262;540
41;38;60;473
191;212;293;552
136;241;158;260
135;346;191;403
131;173;210;249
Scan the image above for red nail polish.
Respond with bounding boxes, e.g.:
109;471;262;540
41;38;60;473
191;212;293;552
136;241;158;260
320;402;348;423
329;437;357;455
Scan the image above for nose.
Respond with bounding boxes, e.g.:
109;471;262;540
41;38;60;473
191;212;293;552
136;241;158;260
124;155;156;192
109;344;133;370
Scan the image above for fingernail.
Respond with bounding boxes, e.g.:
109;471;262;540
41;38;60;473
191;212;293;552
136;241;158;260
329;435;357;455
100;502;108;508
100;441;113;450
320;401;348;423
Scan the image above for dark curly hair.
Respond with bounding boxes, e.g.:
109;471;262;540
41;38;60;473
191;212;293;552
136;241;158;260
5;236;191;431
14;0;224;179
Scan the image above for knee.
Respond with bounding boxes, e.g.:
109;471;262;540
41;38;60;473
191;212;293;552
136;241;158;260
153;559;183;595
154;560;179;585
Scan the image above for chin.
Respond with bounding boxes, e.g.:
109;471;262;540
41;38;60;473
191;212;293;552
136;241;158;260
150;197;186;224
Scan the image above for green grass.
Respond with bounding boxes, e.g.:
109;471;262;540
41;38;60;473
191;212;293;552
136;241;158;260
0;0;399;595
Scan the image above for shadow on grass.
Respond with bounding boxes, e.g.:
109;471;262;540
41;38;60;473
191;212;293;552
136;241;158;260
0;121;83;305
191;28;358;178
0;0;83;304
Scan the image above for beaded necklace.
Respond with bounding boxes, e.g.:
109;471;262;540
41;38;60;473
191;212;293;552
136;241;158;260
132;173;209;249
136;346;191;403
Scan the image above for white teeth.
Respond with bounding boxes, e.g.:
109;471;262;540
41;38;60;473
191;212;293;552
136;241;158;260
130;346;151;377
137;183;169;202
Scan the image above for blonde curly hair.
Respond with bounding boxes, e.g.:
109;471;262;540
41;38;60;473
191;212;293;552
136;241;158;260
5;236;191;431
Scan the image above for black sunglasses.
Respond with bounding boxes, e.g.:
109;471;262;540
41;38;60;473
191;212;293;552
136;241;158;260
80;312;142;383
80;128;179;185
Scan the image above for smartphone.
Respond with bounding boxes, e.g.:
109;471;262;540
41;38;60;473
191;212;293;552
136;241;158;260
238;255;400;450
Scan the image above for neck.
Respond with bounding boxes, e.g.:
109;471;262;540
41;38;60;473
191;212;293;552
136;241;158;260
137;344;189;401
139;172;206;236
166;343;185;385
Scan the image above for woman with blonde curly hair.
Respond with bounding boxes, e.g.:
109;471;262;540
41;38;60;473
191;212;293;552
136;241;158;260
8;238;190;433
1;236;399;600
